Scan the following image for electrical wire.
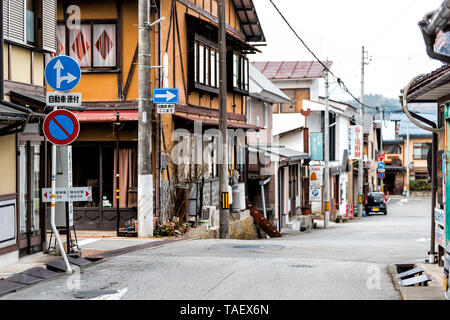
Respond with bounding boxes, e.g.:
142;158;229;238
268;0;378;110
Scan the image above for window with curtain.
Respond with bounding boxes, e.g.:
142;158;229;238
93;24;117;67
48;22;117;69
69;24;92;67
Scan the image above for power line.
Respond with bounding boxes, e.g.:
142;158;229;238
268;0;378;110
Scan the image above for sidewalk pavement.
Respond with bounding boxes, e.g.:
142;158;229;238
0;231;175;281
389;263;447;300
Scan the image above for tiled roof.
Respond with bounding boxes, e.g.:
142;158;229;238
251;61;332;80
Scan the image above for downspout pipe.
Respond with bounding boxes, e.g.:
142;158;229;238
0;3;33;127
418;1;450;63
403;75;441;264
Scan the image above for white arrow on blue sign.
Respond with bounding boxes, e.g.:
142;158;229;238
378;162;386;170
45;56;81;92
153;88;179;104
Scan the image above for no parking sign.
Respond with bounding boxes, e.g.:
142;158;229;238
43;109;80;146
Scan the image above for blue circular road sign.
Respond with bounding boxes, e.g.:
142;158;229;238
45;56;81;92
378;172;386;179
378;162;386;170
43;109;80;146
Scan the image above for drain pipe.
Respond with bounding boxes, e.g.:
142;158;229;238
0;3;33;128
402;76;442;264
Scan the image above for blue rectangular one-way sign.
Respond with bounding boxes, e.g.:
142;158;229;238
153;88;179;104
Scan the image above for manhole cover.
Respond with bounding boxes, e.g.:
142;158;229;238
73;290;118;299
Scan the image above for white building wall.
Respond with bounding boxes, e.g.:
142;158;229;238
279;132;304;153
306;111;322;133
336;115;349;161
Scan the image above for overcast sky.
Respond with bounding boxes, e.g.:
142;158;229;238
251;0;445;101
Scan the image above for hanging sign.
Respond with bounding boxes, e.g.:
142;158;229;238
42;187;92;203
348;125;363;160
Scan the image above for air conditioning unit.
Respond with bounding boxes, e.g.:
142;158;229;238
300;166;309;178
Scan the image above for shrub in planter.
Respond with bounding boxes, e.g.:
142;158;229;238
410;179;431;191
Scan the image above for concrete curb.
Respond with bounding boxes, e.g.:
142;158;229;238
387;264;404;300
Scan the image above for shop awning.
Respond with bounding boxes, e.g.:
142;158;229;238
0;104;30;136
248;145;310;162
174;114;263;130
386;166;406;172
73;110;138;123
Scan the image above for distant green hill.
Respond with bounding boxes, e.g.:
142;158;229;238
345;94;436;115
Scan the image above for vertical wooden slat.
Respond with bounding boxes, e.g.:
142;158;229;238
42;0;57;51
3;0;9;38
8;0;25;43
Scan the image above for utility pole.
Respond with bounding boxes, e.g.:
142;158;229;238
324;67;330;229
358;46;369;217
138;0;153;237
406;118;410;197
379;107;384;193
218;0;229;239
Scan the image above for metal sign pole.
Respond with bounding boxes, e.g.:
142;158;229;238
50;106;72;273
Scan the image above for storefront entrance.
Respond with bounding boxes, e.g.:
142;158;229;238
18;136;46;257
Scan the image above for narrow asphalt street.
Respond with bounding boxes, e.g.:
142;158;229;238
2;196;432;300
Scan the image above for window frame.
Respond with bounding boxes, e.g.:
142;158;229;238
191;34;219;95
228;51;249;94
25;0;37;46
413;143;429;160
54;20;118;72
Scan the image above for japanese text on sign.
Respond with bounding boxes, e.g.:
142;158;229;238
46;92;82;107
157;104;175;114
348;125;363;160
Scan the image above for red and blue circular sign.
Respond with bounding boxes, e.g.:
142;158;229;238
378;172;386;179
43;109;80;146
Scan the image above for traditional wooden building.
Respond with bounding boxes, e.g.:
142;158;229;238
49;0;265;229
1;0;56;268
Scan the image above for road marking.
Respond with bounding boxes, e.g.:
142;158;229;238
416;238;431;242
77;239;100;247
90;288;128;300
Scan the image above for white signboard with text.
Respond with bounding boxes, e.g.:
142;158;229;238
348;125;363;160
435;208;446;248
309;165;324;187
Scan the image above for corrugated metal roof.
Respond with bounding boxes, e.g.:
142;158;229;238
249;63;291;103
406;64;450;102
251;61;332;80
396;113;436;137
249;145;310;162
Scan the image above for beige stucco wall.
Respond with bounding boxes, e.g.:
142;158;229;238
0;134;16;195
33;53;44;86
10;46;31;84
402;137;431;186
403;137;430;169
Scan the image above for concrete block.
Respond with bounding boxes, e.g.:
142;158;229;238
286;220;301;231
230;209;250;221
